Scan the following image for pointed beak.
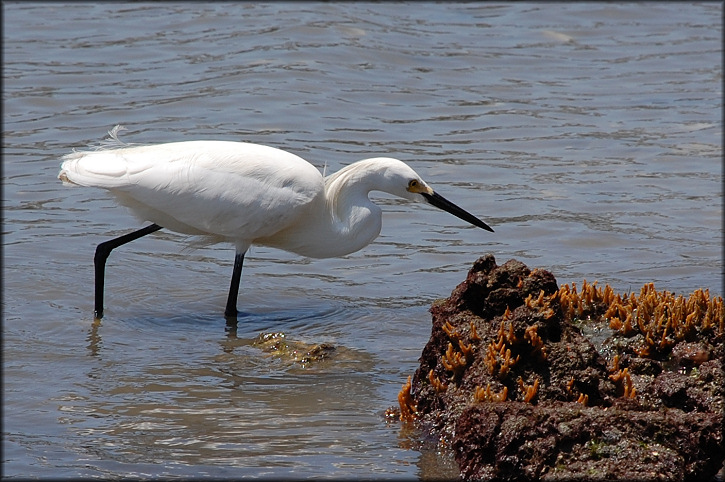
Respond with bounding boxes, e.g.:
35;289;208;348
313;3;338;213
421;191;494;232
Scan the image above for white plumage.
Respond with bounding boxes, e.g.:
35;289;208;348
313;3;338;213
59;127;493;318
61;141;327;254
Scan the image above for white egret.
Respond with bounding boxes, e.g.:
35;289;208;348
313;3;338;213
58;127;493;319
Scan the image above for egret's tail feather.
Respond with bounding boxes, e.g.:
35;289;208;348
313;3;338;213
58;126;146;188
58;170;76;185
58;149;136;188
95;125;133;150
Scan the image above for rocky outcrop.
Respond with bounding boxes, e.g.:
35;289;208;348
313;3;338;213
392;254;724;481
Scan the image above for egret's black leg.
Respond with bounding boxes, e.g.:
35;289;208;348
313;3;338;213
94;223;162;319
224;251;245;318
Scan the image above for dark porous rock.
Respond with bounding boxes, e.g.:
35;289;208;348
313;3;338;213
453;401;723;481
399;254;724;481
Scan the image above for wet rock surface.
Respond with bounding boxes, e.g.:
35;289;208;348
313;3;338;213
395;254;724;481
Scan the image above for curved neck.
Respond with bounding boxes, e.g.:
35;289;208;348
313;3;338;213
320;162;383;256
257;162;383;259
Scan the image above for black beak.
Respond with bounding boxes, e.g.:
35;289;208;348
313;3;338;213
422;191;494;232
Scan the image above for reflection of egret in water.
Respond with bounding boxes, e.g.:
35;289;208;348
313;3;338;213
86;319;103;358
59;126;494;320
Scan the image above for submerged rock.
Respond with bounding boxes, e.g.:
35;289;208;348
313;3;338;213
394;254;724;481
253;332;336;367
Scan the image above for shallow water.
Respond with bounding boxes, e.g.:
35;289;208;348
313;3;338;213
3;2;722;479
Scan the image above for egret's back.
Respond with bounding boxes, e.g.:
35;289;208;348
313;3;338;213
59;141;325;246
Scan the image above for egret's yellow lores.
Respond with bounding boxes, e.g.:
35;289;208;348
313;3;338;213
59;127;493;319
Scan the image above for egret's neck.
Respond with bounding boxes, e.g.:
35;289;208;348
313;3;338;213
256;159;395;259
319;161;384;256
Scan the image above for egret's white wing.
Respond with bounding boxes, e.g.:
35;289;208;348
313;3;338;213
60;141;324;240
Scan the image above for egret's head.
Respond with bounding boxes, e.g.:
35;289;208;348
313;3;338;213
405;177;434;199
379;160;432;202
380;158;494;232
329;157;494;233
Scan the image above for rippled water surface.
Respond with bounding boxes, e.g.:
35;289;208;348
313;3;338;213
3;3;722;479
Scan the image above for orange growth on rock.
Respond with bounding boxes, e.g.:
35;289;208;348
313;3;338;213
623;371;636;399
484;321;522;378
458;339;474;363
502;306;512;321
609;367;637;399
609;354;620;373
517;377;540;403
398;376;418;422
524;324;547;360
499;348;519;377
442;342;468;377
474;383;508;403
442;321;460;341
469;321;481;343
609;366;628;384
566;377;576;395
428;369;448;393
553;280;723;358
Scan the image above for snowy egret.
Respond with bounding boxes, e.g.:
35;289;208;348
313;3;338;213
59;127;493;319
